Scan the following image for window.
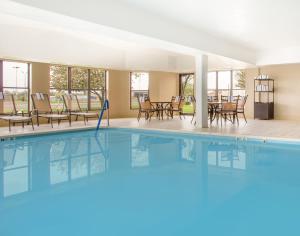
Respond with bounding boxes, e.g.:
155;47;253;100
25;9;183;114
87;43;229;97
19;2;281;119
1;61;30;113
71;67;88;110
50;65;106;111
179;74;195;114
207;70;246;99
180;74;194;97
217;71;231;97
232;71;246;96
50;65;68;111
207;72;217;96
130;72;149;109
90;69;106;110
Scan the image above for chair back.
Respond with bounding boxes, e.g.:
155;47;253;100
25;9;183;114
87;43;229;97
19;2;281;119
171;96;185;110
138;96;152;110
221;95;229;102
208;95;218;102
231;96;240;102
0;92;17;115
62;94;82;112
237;95;248;111
221;96;240;112
31;93;52;113
187;95;196;114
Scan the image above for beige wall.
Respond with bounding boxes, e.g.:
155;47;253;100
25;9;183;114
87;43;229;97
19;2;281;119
0;60;179;127
245;64;300;120
108;70;179;118
31;62;50;94
0;62;50;126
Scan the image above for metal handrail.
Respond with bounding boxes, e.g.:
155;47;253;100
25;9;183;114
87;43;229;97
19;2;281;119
96;99;109;130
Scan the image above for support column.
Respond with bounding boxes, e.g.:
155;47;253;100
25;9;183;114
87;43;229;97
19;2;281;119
0;60;3;114
0;60;3;92
0;149;4;199
195;54;208;128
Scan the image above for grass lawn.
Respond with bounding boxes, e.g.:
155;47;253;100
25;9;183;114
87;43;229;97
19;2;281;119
182;104;194;114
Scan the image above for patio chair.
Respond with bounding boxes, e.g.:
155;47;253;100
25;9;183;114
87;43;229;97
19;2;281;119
237;95;248;123
62;94;99;125
31;93;71;127
188;96;197;124
166;96;185;119
207;95;218;102
216;96;240;125
0;92;34;131
137;96;156;121
221;95;230;102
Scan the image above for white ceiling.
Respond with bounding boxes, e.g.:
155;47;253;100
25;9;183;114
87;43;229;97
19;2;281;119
0;0;252;72
2;0;299;70
117;0;300;51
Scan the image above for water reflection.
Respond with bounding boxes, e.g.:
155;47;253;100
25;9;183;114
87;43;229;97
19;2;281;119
0;130;252;199
2;130;300;236
208;142;246;170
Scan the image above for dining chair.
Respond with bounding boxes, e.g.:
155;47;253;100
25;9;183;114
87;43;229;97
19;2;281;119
167;96;185;119
221;95;229;102
137;96;156;121
237;95;248;123
216;96;240;125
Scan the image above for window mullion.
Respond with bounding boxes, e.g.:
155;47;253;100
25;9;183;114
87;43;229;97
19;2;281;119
27;63;30;113
216;71;219;97
68;67;72;94
230;70;233;97
0;60;3;92
88;69;91;111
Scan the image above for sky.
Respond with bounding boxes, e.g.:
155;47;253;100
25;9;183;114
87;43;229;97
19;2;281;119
3;61;28;88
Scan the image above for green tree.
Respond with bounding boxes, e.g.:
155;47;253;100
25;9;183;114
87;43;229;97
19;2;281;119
50;66;106;107
90;69;106;107
50;65;68;90
235;71;246;89
181;74;194;96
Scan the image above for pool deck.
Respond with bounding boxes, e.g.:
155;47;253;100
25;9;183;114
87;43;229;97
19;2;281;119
1;117;300;142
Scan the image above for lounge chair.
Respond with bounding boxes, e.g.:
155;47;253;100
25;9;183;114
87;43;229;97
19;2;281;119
0;92;34;131
62;94;99;125
31;93;71;127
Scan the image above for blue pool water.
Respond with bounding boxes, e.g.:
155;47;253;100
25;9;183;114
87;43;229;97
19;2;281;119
1;128;300;236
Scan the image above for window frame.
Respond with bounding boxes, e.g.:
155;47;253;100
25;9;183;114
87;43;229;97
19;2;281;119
49;65;107;111
179;73;195;96
207;70;246;98
0;60;31;113
130;72;150;110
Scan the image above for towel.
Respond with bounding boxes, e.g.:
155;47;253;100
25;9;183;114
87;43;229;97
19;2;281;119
36;93;41;100
0;91;4;100
139;96;145;103
40;93;45;100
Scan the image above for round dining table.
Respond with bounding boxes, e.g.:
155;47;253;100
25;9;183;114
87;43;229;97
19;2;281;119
208;101;222;123
150;101;171;120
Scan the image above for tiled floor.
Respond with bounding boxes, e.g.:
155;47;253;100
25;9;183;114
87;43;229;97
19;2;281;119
1;116;300;141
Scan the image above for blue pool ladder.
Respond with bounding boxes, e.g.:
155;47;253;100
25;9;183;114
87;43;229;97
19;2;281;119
96;99;110;130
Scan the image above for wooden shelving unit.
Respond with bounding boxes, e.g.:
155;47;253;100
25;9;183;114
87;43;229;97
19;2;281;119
254;78;274;120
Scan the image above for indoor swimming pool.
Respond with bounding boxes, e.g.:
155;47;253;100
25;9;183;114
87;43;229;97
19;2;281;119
0;128;300;236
